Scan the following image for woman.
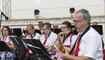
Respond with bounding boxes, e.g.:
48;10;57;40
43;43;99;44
50;21;77;60
0;26;15;60
60;21;76;51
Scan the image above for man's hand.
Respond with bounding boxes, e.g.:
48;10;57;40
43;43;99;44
60;51;92;60
60;51;71;60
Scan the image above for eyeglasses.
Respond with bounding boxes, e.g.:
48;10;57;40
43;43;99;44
73;19;85;23
60;27;67;29
42;28;48;30
3;30;8;31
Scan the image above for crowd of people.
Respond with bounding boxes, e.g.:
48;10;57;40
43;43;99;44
0;9;104;60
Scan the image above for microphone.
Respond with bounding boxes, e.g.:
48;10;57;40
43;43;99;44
70;27;76;34
72;27;75;31
1;12;9;20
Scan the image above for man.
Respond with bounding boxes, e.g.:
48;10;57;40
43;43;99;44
38;21;43;31
53;24;59;29
26;24;40;39
40;22;57;48
39;22;57;60
92;21;97;26
61;9;103;60
23;24;40;60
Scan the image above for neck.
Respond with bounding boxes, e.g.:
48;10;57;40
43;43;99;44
79;25;88;33
30;31;35;35
45;30;51;37
30;33;34;35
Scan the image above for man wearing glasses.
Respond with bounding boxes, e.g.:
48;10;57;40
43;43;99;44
61;9;103;60
40;22;57;50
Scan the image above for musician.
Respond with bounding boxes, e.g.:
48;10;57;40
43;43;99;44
0;26;15;60
40;22;57;50
26;24;40;39
50;21;77;60
23;24;41;60
60;21;76;48
61;9;103;60
38;21;43;31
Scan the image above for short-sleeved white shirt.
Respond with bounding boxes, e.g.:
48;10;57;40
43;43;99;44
63;34;77;46
25;33;40;53
40;32;57;46
78;27;103;60
26;33;40;39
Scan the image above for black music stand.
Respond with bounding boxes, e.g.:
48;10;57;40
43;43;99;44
0;41;13;60
51;29;61;34
23;39;52;60
10;36;27;60
0;41;12;52
10;36;27;51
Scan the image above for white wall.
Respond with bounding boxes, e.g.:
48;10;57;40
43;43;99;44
11;0;105;19
0;0;2;10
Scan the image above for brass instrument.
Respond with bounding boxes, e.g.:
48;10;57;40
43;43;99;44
57;28;75;53
53;31;70;60
57;31;70;53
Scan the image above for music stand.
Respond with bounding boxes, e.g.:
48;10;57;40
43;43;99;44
0;41;13;60
10;36;27;60
10;36;27;51
27;44;52;60
23;39;52;60
51;29;61;34
0;41;12;52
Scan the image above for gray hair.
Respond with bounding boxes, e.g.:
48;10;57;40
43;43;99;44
42;22;51;29
76;9;91;25
27;24;34;29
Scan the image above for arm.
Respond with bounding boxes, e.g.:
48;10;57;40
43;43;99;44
61;51;92;60
8;44;15;50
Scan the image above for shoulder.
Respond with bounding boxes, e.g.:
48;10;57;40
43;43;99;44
26;34;30;38
86;27;100;37
72;34;78;39
83;27;102;41
51;32;57;36
35;33;40;36
0;36;3;39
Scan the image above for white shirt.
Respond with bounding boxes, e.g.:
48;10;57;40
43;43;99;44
63;34;77;46
26;33;40;39
40;32;57;46
1;35;13;45
78;27;103;60
25;33;40;53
